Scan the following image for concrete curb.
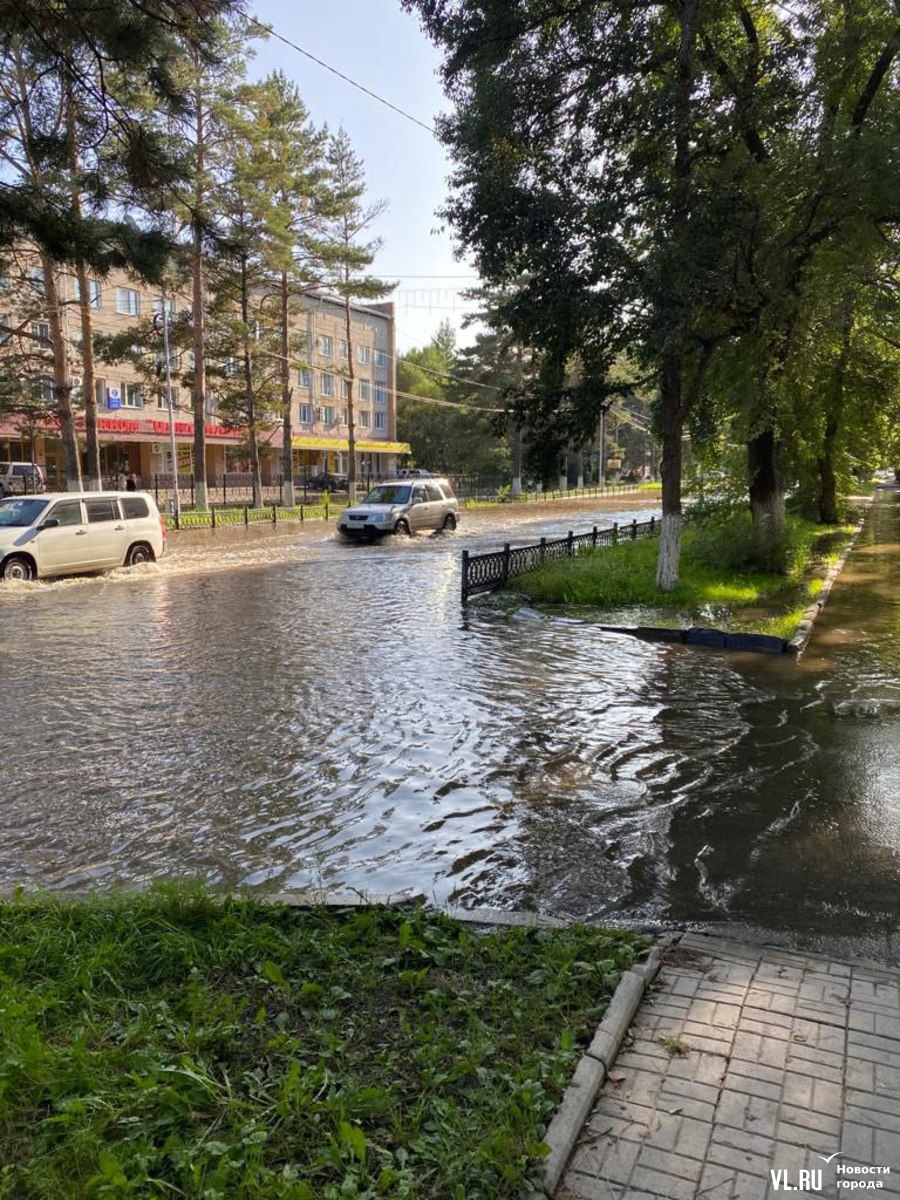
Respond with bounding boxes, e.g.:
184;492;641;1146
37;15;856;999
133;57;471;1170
531;935;675;1199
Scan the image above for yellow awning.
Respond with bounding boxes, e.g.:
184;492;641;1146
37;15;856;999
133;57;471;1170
291;436;410;453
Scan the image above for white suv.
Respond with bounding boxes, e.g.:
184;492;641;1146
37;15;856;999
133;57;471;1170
0;491;166;581
0;462;45;495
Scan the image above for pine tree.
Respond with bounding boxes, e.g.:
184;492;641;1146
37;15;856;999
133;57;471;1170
323;131;391;505
233;73;331;506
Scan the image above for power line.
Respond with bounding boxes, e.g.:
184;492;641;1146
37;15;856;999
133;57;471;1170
397;355;506;394
395;386;504;413
247;17;437;137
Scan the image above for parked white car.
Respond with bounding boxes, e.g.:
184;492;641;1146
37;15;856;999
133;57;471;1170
0;491;166;581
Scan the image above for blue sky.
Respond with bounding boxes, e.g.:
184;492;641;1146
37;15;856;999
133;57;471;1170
247;0;480;352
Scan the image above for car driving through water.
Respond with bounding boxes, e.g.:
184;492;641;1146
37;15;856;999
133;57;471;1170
337;478;459;539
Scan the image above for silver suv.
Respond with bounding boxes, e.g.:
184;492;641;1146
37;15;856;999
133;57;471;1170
0;462;45;495
338;478;459;539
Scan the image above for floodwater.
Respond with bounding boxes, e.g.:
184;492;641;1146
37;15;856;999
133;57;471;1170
1;492;899;958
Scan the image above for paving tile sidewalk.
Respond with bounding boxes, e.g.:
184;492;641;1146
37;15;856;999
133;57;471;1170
558;934;900;1199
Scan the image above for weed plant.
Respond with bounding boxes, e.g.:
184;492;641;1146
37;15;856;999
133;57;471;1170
0;890;640;1200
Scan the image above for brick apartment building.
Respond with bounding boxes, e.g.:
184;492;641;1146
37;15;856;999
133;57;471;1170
0;262;407;489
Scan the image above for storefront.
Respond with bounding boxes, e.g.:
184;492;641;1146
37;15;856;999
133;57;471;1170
290;435;411;479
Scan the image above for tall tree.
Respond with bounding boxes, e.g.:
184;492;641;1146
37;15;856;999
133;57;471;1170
324;130;390;505
404;0;783;588
151;14;251;509
234;73;331;506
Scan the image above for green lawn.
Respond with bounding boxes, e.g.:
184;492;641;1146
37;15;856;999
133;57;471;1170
512;511;849;636
0;891;642;1200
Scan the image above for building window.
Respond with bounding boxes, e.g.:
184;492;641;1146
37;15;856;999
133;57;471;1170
31;321;50;347
0;314;10;345
320;372;334;396
338;408;348;425
339;377;349;400
358;379;371;401
75;278;102;308
358;409;371;428
116;287;140;316
124;383;143;408
338;339;348;359
374;349;388;367
38;375;54;404
223;356;238;378
374;382;388;405
157;386;179;409
26;266;45;296
94;378;106;406
374;411;387;430
296;331;310;354
321;405;335;425
298;367;311;388
152;297;175;317
316;334;333;357
357;344;370;364
299;403;313;424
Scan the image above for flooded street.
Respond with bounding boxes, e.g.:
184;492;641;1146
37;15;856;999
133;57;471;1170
1;493;899;957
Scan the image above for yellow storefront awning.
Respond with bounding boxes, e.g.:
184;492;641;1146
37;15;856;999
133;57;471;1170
291;436;410;453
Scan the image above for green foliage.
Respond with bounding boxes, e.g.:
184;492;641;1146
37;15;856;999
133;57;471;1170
397;324;516;477
0;892;641;1199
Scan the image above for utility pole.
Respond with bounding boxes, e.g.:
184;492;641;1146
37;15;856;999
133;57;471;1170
511;343;524;498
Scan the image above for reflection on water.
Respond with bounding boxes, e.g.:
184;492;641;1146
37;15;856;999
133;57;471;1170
1;496;899;951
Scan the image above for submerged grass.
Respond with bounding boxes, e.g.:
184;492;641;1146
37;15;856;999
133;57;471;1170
513;511;851;634
0;890;641;1200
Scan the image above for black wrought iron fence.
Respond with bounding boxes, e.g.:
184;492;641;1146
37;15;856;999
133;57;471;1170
461;517;659;601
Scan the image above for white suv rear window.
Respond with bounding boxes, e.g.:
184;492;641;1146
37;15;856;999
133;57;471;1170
85;499;119;523
122;497;149;519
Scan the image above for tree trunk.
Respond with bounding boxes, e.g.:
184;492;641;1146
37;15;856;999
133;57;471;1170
42;255;81;491
816;418;840;525
241;256;262;510
655;0;701;592
656;354;683;591
65;88;100;490
344;295;357;504
747;427;784;540
75;264;100;489
511;421;523;497
191;217;208;509
280;270;294;506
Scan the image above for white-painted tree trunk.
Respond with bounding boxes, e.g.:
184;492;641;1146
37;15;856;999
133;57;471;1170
656;512;682;592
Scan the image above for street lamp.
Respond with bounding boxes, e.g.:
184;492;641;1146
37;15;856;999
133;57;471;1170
152;287;180;521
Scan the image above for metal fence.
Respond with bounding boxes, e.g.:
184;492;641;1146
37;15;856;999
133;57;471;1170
110;473;649;510
461;516;659;602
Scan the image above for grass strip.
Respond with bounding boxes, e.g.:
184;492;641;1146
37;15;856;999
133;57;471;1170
511;510;850;635
0;890;641;1200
